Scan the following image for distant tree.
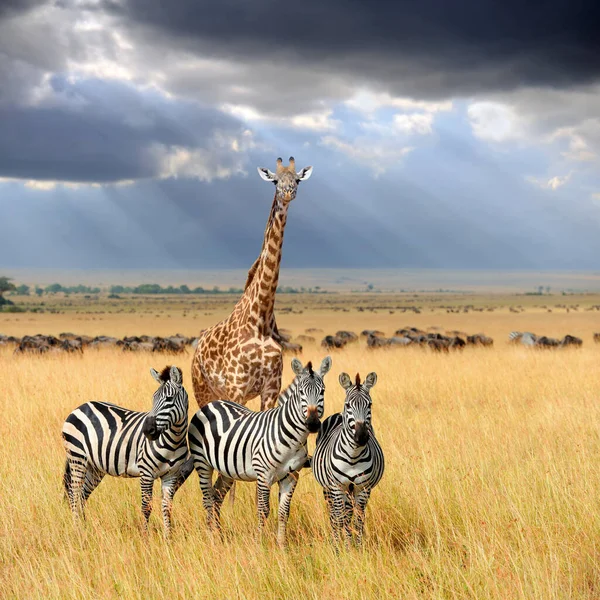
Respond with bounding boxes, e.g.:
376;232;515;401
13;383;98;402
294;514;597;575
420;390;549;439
0;277;16;306
45;283;63;294
367;283;374;291
35;287;44;297
15;284;30;295
180;285;191;294
545;286;551;295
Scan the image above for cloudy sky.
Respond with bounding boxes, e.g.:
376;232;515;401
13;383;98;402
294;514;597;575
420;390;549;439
2;0;599;270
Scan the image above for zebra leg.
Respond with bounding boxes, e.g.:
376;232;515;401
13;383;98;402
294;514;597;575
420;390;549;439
81;466;105;504
171;454;194;496
213;474;235;532
326;489;347;550
354;488;372;547
276;472;299;547
66;457;87;519
256;479;271;539
343;492;354;545
194;458;218;531
140;475;154;532
160;475;178;537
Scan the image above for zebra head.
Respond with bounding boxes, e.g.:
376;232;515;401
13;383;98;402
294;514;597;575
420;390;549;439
258;157;313;204
339;371;377;446
290;356;331;433
143;365;188;441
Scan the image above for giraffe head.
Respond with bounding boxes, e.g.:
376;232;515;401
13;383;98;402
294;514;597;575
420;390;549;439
257;156;312;203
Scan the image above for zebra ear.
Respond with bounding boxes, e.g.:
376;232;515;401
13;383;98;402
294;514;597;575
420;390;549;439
170;366;182;385
150;368;161;383
319;356;332;377
363;372;377;390
291;358;304;376
339;372;352;390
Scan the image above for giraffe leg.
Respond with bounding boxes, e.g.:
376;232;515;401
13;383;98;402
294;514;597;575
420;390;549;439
260;362;282;411
276;472;299;547
192;366;216;409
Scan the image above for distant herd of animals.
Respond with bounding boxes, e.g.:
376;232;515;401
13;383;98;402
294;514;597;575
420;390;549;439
7;158;600;547
2;328;594;356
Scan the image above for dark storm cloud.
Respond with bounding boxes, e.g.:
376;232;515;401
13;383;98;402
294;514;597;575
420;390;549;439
107;0;600;98
0;75;249;182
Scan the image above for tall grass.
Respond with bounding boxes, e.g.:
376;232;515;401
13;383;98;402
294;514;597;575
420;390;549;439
2;318;600;598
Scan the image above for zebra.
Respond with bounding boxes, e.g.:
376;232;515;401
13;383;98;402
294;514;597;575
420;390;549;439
188;356;332;546
312;371;384;548
62;365;189;535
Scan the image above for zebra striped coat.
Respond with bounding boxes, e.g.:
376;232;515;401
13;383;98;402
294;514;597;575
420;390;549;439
188;356;331;546
62;365;189;535
312;371;384;547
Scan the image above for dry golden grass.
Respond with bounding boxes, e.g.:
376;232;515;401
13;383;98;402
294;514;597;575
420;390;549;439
3;307;600;599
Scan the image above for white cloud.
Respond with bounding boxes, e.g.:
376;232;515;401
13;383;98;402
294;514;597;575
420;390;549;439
392;112;433;135
526;171;573;191
153;129;257;182
0;177;134;190
346;90;453;116
467;101;523;142
320;135;413;176
221;103;339;132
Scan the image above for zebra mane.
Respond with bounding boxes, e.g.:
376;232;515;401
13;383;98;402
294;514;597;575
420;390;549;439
307;361;314;376
355;373;361;386
159;366;172;382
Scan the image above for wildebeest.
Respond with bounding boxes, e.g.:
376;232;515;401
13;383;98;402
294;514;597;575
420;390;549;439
466;333;494;347
321;335;347;349
335;331;358;343
560;335;583;348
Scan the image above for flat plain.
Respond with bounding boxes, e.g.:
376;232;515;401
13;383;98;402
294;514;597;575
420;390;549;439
2;287;600;599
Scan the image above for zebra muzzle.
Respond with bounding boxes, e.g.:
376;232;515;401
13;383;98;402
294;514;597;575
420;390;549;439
355;422;369;446
306;408;321;433
142;415;160;441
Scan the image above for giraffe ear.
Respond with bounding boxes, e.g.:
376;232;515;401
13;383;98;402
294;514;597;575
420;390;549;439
363;372;377;390
339;372;352;390
291;358;304;376
150;368;161;383
258;167;277;182
296;166;313;181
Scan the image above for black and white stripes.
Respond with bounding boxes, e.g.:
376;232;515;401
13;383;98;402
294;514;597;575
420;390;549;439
188;356;331;546
62;365;189;535
312;371;385;547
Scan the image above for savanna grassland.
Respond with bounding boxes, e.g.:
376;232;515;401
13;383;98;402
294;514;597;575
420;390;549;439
2;288;600;599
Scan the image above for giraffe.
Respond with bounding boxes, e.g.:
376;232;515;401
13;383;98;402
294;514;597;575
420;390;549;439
191;157;313;411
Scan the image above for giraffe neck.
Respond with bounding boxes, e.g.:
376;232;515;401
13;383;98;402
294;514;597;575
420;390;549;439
247;193;289;333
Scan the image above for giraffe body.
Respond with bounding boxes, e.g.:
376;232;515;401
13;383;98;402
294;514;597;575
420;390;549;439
191;157;312;411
